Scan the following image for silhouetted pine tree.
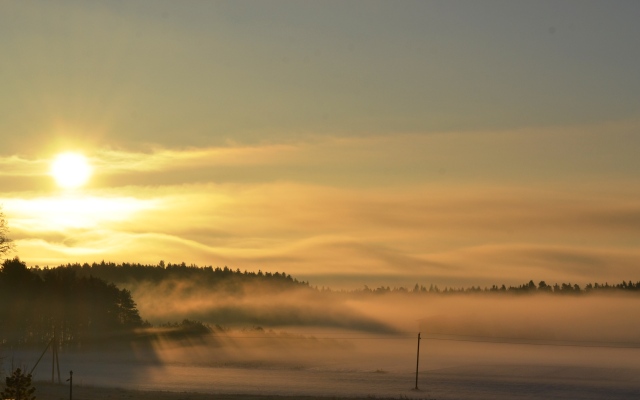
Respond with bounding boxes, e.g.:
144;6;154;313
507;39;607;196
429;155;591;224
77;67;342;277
1;369;36;400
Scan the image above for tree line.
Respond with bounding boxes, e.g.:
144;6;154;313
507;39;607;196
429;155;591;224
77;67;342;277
30;260;309;292
358;279;640;295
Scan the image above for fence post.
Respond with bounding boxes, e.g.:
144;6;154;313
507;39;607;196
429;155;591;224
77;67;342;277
414;332;421;390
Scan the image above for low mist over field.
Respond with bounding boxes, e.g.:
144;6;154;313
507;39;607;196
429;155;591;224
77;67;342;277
135;282;640;345
3;261;640;399
36;261;640;345
96;279;640;398
131;278;398;333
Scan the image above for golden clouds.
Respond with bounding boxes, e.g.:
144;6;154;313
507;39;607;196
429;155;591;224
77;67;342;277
0;155;48;177
2;0;640;294
2;127;640;287
4;179;640;287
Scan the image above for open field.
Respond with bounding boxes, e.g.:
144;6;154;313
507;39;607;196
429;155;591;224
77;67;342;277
32;363;640;400
33;383;392;400
4;294;640;399
11;335;640;400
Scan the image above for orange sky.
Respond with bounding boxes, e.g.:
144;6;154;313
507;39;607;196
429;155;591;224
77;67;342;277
1;1;640;288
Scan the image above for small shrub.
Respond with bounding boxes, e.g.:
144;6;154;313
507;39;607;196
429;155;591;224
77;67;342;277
1;368;36;400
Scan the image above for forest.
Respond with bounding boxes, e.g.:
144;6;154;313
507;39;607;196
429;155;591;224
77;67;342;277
0;258;143;347
32;260;309;292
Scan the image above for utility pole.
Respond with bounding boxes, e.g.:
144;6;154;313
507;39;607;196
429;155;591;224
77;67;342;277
56;341;61;383
30;337;54;376
414;332;421;390
51;332;55;383
67;370;73;400
29;329;62;383
51;329;61;383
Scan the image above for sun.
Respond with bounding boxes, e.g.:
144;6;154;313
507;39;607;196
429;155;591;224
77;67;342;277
50;152;93;189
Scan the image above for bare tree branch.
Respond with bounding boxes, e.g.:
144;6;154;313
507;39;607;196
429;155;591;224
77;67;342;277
0;208;14;257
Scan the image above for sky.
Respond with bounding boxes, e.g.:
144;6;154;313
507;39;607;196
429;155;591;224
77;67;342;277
1;0;639;288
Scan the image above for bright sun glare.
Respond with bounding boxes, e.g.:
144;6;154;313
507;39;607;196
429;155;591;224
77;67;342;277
51;152;92;189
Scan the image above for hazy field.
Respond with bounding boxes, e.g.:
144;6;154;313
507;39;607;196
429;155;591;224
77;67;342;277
20;338;640;399
5;292;640;399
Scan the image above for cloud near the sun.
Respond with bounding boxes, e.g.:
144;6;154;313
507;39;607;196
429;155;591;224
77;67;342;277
3;118;640;189
2;125;640;287
5;179;640;288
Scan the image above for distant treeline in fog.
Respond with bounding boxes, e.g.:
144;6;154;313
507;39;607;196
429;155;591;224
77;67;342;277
0;258;143;346
357;279;640;295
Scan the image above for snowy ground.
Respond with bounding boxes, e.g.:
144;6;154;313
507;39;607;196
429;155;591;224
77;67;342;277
8;334;640;399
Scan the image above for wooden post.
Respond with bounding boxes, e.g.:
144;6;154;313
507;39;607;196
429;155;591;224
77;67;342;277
414;332;421;390
51;332;55;383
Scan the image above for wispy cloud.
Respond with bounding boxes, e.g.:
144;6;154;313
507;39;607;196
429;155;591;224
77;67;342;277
3;120;640;286
93;144;299;173
4;118;640;189
0;155;48;176
5;179;640;286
